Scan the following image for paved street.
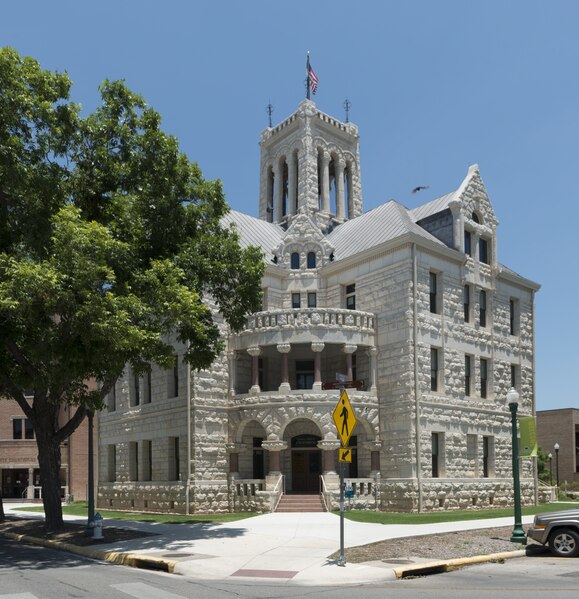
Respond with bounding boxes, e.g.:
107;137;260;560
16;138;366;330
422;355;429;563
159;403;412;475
1;536;578;598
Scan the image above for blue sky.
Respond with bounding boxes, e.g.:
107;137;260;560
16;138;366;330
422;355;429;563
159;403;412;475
2;1;577;411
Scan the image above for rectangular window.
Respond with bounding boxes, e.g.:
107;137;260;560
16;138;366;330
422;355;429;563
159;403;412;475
131;373;140;406
24;419;34;439
465;354;472;396
464;285;471;323
479;290;487;328
432;433;443;478
143;370;152;404
483;436;494;477
296;360;315;390
12;418;22;439
167;355;179;398
511;364;518;389
107;445;116;482
510;299;519;335
129;441;139;481
430;348;439;392
464;230;472;256
429;272;438;313
107;384;116;412
307;292;317;308
479;238;490;264
345;284;356;310
480;358;488;399
168;437;180;481
142;440;152;481
291;292;301;309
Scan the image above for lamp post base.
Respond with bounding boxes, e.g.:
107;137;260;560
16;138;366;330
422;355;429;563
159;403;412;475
510;528;527;545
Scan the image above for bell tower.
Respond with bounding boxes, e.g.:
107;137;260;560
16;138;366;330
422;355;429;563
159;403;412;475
258;99;362;230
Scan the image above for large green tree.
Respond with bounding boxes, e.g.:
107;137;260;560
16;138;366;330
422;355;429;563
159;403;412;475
0;48;264;531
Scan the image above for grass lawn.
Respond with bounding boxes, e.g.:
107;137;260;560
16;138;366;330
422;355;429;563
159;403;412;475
340;502;579;525
16;502;257;524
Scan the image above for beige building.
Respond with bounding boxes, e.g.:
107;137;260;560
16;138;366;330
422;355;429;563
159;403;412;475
98;99;540;513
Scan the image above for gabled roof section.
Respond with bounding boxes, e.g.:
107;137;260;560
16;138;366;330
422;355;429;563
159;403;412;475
326;200;446;261
409;164;481;224
223;210;284;256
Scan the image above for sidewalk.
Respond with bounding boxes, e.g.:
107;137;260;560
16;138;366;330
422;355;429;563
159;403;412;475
2;503;535;585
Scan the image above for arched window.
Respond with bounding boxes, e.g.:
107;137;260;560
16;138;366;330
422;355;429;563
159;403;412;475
472;211;480;224
291;252;300;269
307;251;316;269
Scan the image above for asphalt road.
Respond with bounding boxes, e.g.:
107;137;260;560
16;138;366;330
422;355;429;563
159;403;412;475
0;537;577;598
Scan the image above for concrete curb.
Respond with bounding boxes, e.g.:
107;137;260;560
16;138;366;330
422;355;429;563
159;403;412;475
0;531;178;573
392;549;527;578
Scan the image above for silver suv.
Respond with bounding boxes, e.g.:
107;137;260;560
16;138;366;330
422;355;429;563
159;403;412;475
527;509;579;557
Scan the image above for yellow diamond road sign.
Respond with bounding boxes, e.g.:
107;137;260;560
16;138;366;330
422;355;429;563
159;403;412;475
333;389;357;447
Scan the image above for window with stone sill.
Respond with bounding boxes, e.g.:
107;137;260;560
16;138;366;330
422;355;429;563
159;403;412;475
290;252;300;269
483;436;494;478
511;364;518;389
465;354;472;396
464;230;472;257
129;441;139;481
510;298;519;336
464;285;471;323
429;272;440;314
307;292;317;308
12;418;34;440
107;384;116;412
479;290;487;328
432;432;444;478
480;357;488;399
345;283;356;310
291;292;301;309
430;347;440;392
107;444;117;482
479;238;490;265
307;251;316;269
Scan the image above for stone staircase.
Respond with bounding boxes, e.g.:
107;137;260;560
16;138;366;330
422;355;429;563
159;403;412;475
275;494;325;512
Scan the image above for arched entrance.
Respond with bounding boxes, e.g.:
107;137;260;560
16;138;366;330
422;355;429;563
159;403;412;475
290;434;321;494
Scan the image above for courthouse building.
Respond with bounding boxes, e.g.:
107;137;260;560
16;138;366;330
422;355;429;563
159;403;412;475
97;99;540;513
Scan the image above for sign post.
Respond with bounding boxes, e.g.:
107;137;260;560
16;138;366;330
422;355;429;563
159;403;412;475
332;388;357;567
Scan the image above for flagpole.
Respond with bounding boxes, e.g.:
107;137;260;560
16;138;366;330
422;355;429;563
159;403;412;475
306;51;311;100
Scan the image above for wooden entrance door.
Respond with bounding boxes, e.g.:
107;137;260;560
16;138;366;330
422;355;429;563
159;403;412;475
291;450;321;493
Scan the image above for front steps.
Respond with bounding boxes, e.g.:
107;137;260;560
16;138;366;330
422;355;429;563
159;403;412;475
275;494;325;512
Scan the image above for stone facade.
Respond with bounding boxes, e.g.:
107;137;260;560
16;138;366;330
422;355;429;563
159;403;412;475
97;99;540;514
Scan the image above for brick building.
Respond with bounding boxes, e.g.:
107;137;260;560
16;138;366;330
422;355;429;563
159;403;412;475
537;408;579;486
0;398;96;501
98;99;540;513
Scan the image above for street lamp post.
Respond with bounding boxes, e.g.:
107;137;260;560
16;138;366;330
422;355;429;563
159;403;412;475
548;453;553;486
507;387;526;545
554;442;560;489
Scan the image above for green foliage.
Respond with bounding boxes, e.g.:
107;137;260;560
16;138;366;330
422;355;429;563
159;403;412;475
537;446;552;484
0;48;263;440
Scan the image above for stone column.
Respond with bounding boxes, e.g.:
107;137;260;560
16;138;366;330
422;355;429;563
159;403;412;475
227;351;238;396
27;467;35;500
225;443;246;480
261;439;288;488
346;161;354;219
365;440;383;475
473;232;480;262
277;343;291;392
449;200;463;252
367;346;378;392
273;162;283;222
335;158;346;220
311;342;325;391
287;152;297;217
247;346;261;394
343;344;357;382
321;152;331;212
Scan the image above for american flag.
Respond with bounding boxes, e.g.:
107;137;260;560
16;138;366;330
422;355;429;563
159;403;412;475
309;65;319;95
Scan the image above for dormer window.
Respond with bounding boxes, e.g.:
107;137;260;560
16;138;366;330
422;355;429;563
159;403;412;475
479;238;490;264
472;211;480;224
307;251;316;269
291;252;300;269
464;230;472;257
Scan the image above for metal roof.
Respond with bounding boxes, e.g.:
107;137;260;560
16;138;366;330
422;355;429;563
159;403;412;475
222;210;284;256
327;200;446;261
408;191;457;222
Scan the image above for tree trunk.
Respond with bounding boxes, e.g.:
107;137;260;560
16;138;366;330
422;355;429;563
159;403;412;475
36;432;64;532
0;490;5;522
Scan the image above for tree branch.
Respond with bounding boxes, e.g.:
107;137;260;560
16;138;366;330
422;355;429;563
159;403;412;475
3;338;39;380
0;371;34;419
54;405;87;444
